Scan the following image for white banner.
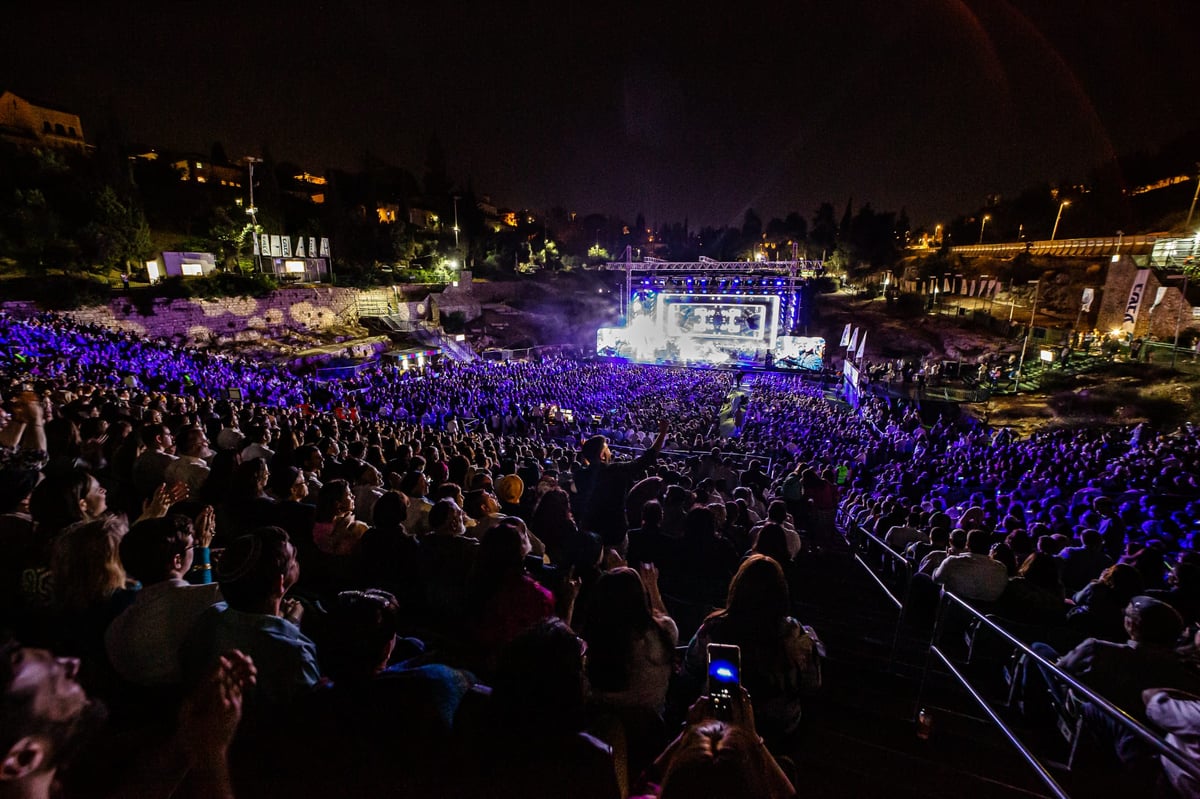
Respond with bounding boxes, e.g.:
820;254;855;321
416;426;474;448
281;236;292;258
839;323;852;347
856;330;868;361
1122;269;1151;332
943;278;952;294
319;238;331;258
269;235;283;258
968;280;977;297
295;237;306;257
1080;288;1095;313
1150;286;1168;312
847;327;859;352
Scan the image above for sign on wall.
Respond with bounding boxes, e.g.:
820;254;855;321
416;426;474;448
254;234;331;259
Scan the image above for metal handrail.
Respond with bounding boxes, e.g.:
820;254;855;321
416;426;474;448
847;518;1200;794
935;591;1200;784
929;646;1071;799
852;526;915;665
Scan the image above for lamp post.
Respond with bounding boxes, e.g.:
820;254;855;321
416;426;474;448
452;195;461;249
1050;200;1070;241
1169;273;1190;369
978;215;990;245
1187;164;1200;228
245;156;263;273
1015;280;1041;390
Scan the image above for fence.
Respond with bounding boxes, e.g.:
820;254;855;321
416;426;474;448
847;521;1200;798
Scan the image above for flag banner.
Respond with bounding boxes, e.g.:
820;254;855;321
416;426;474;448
1122;269;1151;332
856;330;868;360
847;327;859;352
840;323;852;347
1150;286;1168;312
1080;288;1094;312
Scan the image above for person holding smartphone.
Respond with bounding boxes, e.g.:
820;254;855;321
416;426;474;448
632;684;797;798
680;555;823;743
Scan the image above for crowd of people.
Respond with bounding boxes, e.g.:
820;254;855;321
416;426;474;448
4;307;1200;796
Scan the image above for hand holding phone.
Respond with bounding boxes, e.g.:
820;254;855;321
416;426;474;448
706;643;741;722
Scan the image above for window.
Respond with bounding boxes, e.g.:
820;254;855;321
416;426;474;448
68;126;76;137
54;123;65;135
42;121;51;132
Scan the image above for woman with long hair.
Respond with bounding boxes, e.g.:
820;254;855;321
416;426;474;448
50;514;138;678
530;486;580;565
14;468;110;615
580;566;678;713
579;566;679;794
681;554;822;743
52;514;131;614
219;456;276;537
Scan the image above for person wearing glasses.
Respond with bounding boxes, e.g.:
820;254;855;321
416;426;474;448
105;512;221;689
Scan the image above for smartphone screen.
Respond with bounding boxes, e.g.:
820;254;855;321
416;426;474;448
706;643;741;721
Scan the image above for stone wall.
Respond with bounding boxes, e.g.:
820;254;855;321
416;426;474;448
4;286;364;345
1096;258;1197;340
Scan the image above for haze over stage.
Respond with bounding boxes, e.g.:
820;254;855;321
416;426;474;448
597;290;825;370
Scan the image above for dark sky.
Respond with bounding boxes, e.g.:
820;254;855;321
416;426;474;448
4;1;1199;229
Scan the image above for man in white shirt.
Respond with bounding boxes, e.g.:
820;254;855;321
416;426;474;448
749;500;803;558
106;515;222;686
164;425;213;498
932;529;1009;603
239;425;275;465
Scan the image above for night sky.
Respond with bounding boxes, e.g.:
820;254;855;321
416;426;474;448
4;1;1199;229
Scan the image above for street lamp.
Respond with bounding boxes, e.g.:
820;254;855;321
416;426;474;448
245;156;263;273
452;195;461;249
978;215;990;245
1015;280;1041;389
1186;164;1200;228
1051;200;1070;241
1167;273;1190;369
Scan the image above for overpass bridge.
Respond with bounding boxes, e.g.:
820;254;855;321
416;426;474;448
946;232;1200;265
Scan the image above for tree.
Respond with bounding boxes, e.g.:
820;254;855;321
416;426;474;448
741;208;762;247
80;186;152;272
5;188;65;272
810;203;838;256
839;197;853;240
